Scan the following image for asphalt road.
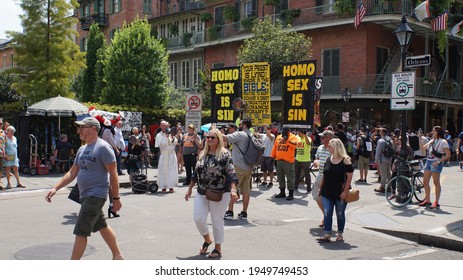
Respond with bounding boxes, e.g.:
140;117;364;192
1;164;463;260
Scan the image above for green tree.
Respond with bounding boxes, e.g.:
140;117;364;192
101;18;169;107
8;0;85;103
236;17;312;80
80;23;106;102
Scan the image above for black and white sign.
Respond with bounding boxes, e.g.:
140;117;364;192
405;54;431;68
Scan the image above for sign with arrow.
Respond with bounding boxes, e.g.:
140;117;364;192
391;98;415;110
391;72;415;110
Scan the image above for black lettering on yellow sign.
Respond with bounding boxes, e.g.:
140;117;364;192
287;79;309;91
287;109;307;121
217;109;234;121
215;83;235;94
282;63;316;77
211;69;240;82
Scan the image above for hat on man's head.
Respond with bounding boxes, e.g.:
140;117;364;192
60;134;68;140
226;122;237;128
75;117;101;130
188;124;195;129
318;130;334;138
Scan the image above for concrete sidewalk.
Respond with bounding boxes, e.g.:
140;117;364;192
3;163;463;252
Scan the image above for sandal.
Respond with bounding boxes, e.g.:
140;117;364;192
316;235;331;243
199;242;212;255
336;235;344;242
6;184;12;189
207;249;222;259
419;200;431;207
16;184;26;188
318;220;324;228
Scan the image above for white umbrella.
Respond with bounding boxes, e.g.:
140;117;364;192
27;95;88;117
27;95;88;133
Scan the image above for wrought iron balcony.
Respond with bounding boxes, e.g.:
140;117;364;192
80;13;109;30
178;0;205;13
271;75;461;102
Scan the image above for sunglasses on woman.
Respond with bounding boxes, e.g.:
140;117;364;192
206;136;216;140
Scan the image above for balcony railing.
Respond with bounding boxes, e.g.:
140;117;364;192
80;13;109;30
270;75;461;101
165;1;413;50
178;1;205;13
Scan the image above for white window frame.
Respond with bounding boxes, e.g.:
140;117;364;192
170;61;178;88
192;58;202;88
181;60;191;88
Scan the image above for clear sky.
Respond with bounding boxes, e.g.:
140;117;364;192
0;0;23;39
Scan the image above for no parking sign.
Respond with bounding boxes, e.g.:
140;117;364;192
186;94;202;111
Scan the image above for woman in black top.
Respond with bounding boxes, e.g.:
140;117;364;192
317;138;354;242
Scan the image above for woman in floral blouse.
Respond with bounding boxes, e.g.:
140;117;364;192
185;129;238;259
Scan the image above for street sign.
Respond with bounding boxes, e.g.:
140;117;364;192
391;98;415;110
391;72;415;110
405;54;431;68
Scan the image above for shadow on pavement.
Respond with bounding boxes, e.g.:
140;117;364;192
62;212;78;225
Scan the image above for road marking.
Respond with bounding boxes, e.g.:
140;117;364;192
0;189;48;197
282;218;310;223
382;248;437;260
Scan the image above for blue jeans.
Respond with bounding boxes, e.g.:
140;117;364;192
321;196;347;235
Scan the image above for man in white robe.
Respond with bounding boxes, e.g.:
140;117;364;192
155;121;178;192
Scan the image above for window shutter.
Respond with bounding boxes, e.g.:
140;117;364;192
315;0;323;15
251;0;257;17
109;0;113;14
93;0;98;13
118;0;121;12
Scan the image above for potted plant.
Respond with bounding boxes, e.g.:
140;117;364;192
200;12;213;23
223;6;239;22
169;24;179;36
443;79;458;90
334;0;355;15
282;8;301;25
423;76;435;85
241;16;256;31
208;25;222;40
182;32;193;47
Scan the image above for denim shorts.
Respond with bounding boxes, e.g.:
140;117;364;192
424;159;443;173
74;196;107;236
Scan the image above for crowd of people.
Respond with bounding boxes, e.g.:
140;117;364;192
1;112;460;259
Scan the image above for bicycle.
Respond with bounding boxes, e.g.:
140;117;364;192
385;156;426;207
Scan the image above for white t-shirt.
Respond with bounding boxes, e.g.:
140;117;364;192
426;138;449;161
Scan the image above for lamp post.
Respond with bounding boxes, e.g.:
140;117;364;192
393;16;414;158
342;88;351;103
341;88;351;124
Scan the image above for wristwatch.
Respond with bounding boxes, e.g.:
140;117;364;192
113;196;120;200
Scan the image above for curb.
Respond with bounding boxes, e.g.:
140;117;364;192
364;227;463;253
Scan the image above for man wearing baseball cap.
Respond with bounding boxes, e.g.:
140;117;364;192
46;117;124;260
313;129;334;227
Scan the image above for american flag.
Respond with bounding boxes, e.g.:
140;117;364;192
354;0;366;29
432;10;448;32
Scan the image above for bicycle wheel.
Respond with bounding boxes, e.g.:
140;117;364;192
385;175;413;208
412;171;425;203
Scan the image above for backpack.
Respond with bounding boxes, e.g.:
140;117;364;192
382;138;395;158
236;133;265;167
358;136;371;157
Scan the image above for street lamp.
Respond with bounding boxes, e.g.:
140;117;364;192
342;88;351;102
393;15;415;158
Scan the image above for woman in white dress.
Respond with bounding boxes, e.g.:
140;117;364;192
155;121;178;192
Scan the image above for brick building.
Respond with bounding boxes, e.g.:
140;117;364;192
147;0;463;134
0;39;15;73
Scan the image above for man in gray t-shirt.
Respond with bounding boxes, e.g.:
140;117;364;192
46;117;124;260
222;119;253;220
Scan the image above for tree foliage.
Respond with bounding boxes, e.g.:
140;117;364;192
8;0;85;103
236;17;312;80
101;18;169;107
79;23;106;102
